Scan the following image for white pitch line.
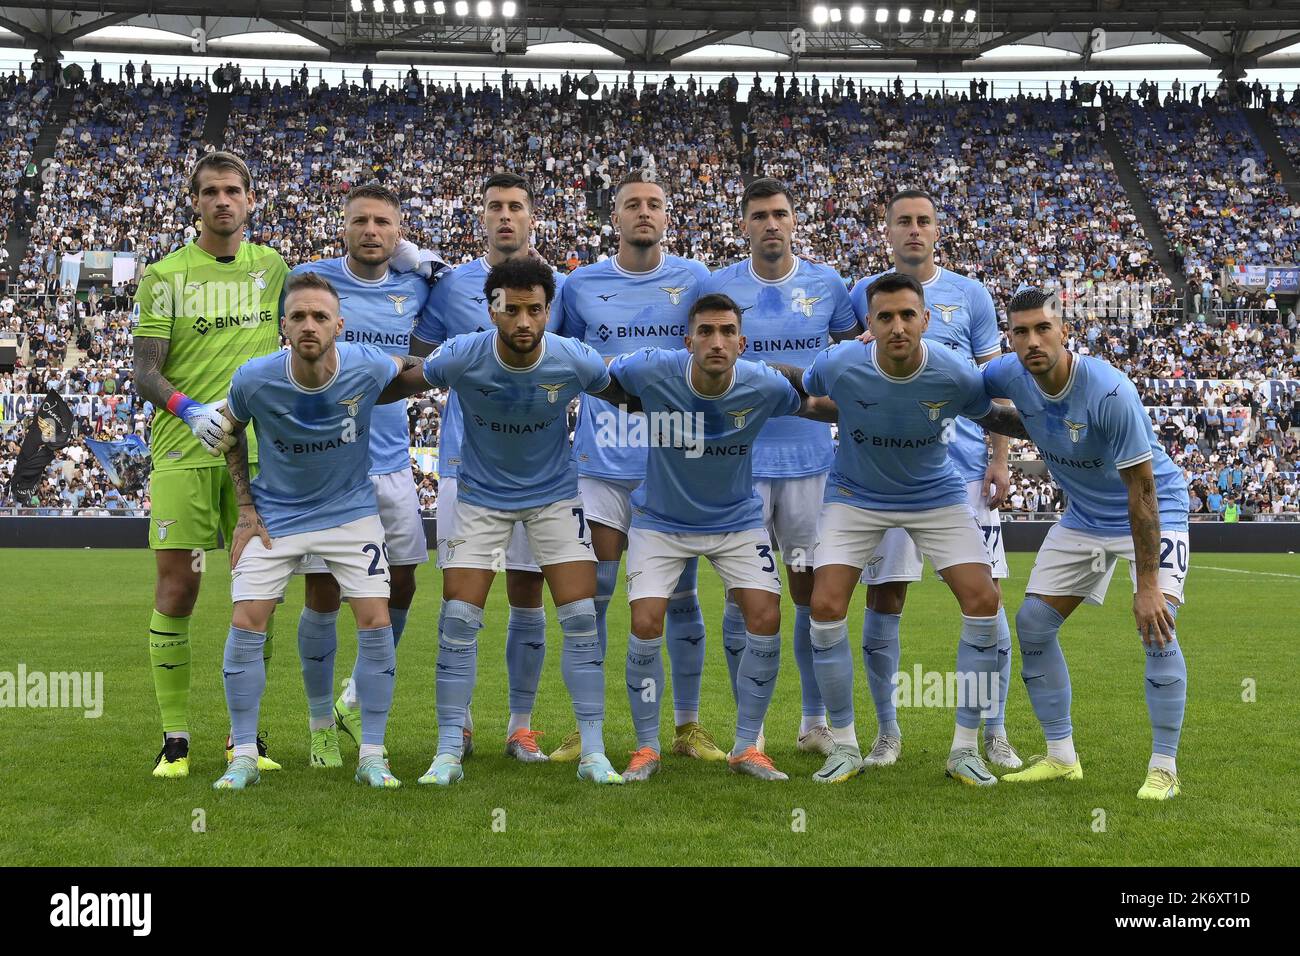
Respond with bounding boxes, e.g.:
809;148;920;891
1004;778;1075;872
1192;564;1300;580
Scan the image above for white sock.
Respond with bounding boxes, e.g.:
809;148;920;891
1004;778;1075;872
1149;753;1177;774
674;710;699;727
800;715;828;734
951;724;979;751
165;731;190;743
359;743;384;761
341;676;358;709
309;716;334;732
234;743;258;760
829;723;858;747
1047;736;1077;764
507;713;531;736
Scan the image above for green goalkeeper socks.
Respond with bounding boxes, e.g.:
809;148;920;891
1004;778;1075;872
149;610;191;734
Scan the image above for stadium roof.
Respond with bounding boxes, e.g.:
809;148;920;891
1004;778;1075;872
5;0;1300;74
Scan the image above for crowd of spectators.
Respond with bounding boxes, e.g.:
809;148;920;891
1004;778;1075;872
1;72;1297;517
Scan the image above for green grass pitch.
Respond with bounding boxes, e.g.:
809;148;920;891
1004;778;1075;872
1;548;1296;866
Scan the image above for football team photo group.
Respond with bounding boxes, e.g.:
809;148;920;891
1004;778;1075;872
138;151;1189;804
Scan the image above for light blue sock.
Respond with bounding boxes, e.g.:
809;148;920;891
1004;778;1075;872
355;625;396;746
862;609;901;737
665;559;706;714
436;600;482;756
722;598;747;702
734;632;780;752
985;606;1012;737
955;614;1000;730
558;598;605;757
1146;601;1187;757
792;604;825;718
810;618;854;728
389;606;409;647
223;625;267;748
297;608;338;723
594;559;620;659
1015;597;1072;742
506;605;546;714
625;635;664;751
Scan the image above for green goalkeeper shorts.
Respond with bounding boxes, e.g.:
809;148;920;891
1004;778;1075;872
147;465;258;551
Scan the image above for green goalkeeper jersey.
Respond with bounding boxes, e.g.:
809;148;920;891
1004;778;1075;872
133;241;288;471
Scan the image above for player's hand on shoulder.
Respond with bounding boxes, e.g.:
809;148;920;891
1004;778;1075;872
390;238;450;282
855;328;876;345
185;399;237;456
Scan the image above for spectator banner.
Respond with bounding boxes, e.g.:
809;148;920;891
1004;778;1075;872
412;446;438;474
58;252;82;290
85;434;151;492
112;254;137;287
8;391;73;497
1141;378;1292;403
1265;267;1300;294
1226;265;1267;288
1;394;127;426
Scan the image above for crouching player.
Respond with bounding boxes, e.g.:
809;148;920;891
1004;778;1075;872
987;288;1190;799
801;273;1028;785
609;293;837;782
381;258;636;786
213;271;406;791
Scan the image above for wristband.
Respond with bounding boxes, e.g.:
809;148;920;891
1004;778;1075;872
166;392;199;419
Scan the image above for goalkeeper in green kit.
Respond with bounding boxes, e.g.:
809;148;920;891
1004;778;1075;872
133;151;288;778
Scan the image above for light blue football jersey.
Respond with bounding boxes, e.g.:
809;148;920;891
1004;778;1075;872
803;340;993;511
702;258;857;478
412;257;565;479
982;353;1190;534
225;343;399;537
851;267;1001;483
559;254;711;480
289;257;429;476
608;348;802;535
420;329;607;510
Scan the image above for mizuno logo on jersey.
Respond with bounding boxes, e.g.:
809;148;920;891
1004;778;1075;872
247;270;268;290
1065;419;1088;443
660;286;687;305
727;407;756;428
919;400;949;421
855;401;878;410
934;304;960;324
538;384;565;404
792;294;821;317
387;294;410;315
338;393;365;417
597;292;618;302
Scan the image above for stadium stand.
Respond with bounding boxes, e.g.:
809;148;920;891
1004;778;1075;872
2;73;1297;518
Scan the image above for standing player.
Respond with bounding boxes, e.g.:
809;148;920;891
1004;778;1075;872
702;177;859;755
985;289;1189;799
213;271;404;790
387;258;631;786
557;171;720;761
287;184;431;766
611;294;837;782
408;173;559;763
801;274;1027;785
133;151;288;778
848;188;1020;771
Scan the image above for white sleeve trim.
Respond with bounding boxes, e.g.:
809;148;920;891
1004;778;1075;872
1115;451;1153;470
